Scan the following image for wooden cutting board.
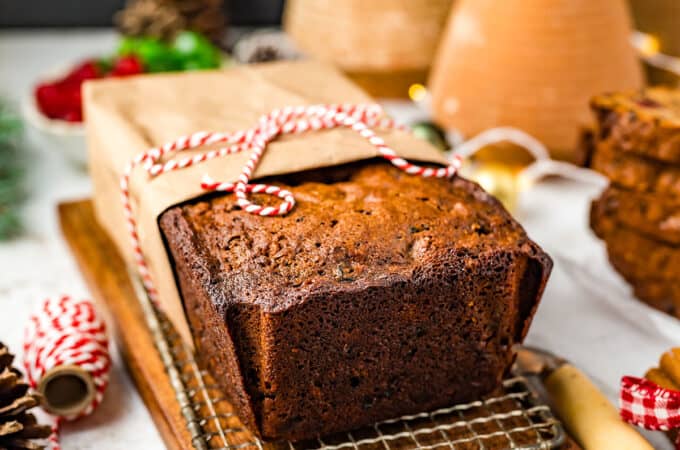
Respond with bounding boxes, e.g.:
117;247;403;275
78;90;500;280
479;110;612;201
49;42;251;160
59;199;195;450
58;199;580;450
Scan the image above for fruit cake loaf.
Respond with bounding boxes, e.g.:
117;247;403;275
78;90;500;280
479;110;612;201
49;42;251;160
159;161;552;442
590;140;680;198
591;185;680;245
591;88;680;164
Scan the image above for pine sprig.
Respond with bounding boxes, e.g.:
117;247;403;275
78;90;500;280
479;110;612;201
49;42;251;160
0;101;24;240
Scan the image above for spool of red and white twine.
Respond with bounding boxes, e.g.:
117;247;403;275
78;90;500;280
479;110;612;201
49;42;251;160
120;103;464;304
23;295;111;450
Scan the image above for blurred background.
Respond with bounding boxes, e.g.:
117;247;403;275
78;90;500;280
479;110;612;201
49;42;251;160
0;0;284;27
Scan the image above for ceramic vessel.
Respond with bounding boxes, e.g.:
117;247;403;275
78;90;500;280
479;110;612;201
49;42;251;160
284;0;453;98
429;0;644;162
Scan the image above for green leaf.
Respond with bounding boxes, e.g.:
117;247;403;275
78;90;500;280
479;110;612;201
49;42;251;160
0;210;21;240
0;100;24;240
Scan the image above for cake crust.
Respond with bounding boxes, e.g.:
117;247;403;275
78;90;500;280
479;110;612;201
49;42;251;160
592;88;680;164
591;140;680;198
590;209;680;316
591;185;680;246
160;161;552;441
633;279;680;315
590;209;680;282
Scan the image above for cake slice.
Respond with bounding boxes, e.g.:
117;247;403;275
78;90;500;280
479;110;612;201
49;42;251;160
591;185;680;245
590;140;680;198
159;161;552;441
633;278;680;317
591;88;680;164
590;184;680;317
591;209;680;282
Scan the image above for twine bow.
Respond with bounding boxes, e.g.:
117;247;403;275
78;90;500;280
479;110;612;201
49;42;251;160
620;376;680;449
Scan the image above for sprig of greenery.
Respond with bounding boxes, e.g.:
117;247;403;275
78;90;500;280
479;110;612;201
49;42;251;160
0;101;24;240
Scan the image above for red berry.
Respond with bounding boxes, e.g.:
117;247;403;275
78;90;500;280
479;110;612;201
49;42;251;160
111;56;144;77
62;110;83;122
62;85;82;116
35;81;84;122
34;58;104;122
65;60;101;84
35;83;65;118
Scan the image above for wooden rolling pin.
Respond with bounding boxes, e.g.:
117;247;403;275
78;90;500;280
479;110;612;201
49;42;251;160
545;364;653;450
517;347;653;450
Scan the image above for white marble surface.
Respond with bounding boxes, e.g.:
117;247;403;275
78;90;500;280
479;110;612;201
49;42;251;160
0;29;676;449
0;29;165;450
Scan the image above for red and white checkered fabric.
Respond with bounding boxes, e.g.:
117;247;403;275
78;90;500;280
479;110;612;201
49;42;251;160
620;376;680;449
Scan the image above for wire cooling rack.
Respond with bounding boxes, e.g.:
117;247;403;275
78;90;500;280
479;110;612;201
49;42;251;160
133;275;565;450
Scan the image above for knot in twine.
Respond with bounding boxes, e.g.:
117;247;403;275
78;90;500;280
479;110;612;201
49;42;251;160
620;376;680;449
24;296;111;450
120;103;463;304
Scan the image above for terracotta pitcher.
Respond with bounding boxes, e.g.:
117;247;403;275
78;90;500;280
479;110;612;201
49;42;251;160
284;0;453;98
429;0;644;162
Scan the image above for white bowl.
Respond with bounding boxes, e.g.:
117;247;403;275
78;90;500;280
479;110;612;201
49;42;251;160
22;70;87;167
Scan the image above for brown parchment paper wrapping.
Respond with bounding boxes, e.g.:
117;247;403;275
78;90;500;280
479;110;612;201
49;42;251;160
84;61;448;347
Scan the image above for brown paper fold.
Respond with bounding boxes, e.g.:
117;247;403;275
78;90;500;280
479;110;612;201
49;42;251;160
84;61;448;346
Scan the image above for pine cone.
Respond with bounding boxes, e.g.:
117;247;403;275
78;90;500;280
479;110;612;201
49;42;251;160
185;8;226;43
172;0;222;15
171;0;225;43
115;0;186;42
247;46;283;64
116;0;226;44
0;343;51;450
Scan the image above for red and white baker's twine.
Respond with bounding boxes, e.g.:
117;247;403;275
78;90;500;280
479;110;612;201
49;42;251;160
620;376;680;449
120;103;462;304
24;296;111;450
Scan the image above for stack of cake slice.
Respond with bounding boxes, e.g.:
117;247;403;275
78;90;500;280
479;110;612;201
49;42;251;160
589;88;680;316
